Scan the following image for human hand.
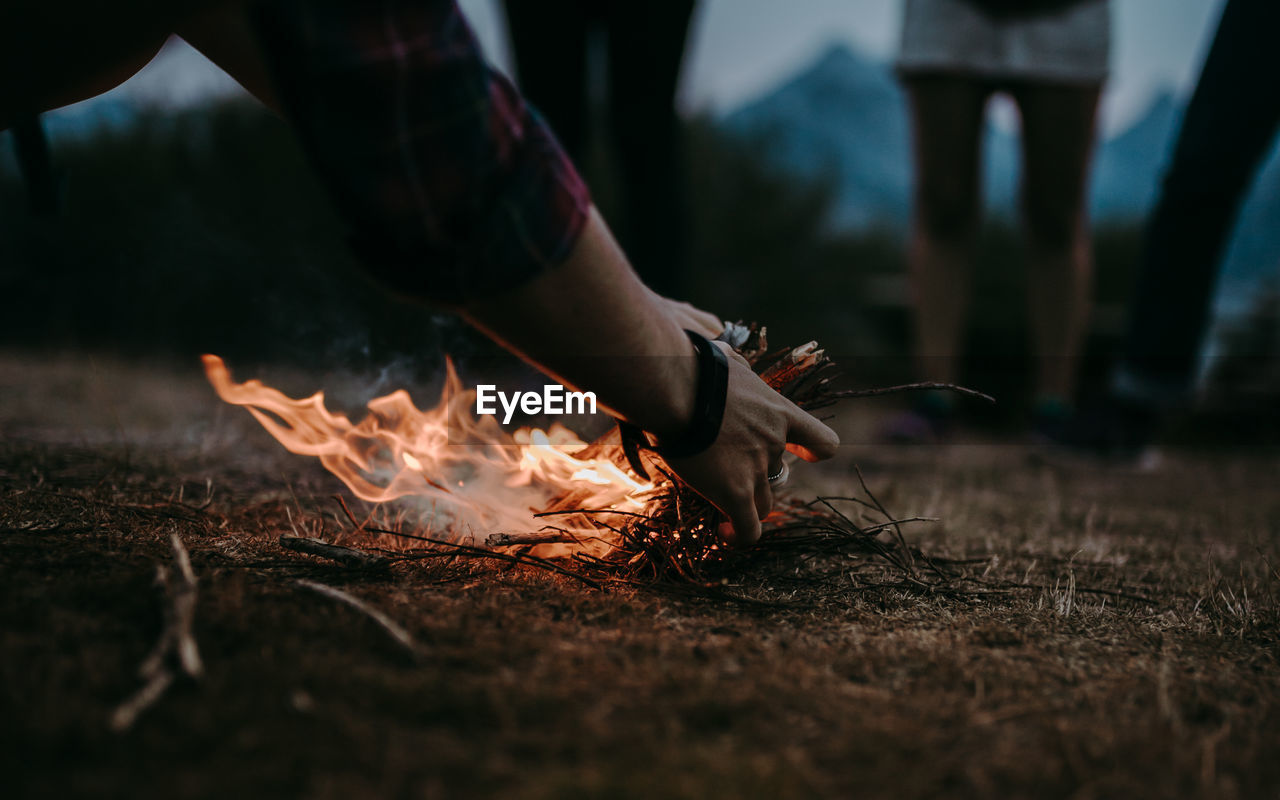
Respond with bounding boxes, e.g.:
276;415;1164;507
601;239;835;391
664;342;839;547
648;289;724;339
462;208;834;547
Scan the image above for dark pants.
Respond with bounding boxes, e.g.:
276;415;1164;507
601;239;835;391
502;0;695;298
1119;0;1280;400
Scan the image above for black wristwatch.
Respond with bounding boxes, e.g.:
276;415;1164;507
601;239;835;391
618;329;730;478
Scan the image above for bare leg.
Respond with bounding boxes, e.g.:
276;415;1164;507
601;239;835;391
902;74;989;385
1011;81;1101;403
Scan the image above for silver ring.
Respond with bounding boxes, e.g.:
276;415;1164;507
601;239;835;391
767;462;789;485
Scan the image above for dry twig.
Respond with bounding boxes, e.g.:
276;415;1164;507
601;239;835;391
307;323;1149;609
294;578;421;660
110;532;202;732
279;535;391;571
485;531;581;548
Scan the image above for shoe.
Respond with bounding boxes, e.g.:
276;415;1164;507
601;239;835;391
1036;396;1163;466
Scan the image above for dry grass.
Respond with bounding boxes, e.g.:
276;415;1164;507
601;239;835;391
2;350;1279;799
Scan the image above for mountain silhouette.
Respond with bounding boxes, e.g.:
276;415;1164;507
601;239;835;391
725;44;911;229
723;41;1280;308
724;42;1183;227
1092;90;1181;220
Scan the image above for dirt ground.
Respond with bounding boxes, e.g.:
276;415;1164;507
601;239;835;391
2;350;1278;799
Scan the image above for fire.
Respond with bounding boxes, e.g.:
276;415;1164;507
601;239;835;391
201;355;660;552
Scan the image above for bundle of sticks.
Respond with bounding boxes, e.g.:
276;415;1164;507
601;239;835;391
495;323;993;587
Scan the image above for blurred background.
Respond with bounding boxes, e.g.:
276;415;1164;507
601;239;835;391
1;0;1276;436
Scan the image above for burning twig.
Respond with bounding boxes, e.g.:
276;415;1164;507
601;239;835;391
294;579;421;660
333;494;372;534
360;526;606;591
110;532;203;732
212;325;1143;606
578;326;992;585
279;535;391;572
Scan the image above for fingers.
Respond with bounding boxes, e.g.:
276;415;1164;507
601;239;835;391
717;488;763;547
655;291;724;338
716;340;750;367
785;406;840;462
680;340;836;548
682;304;724;338
714;464;775;548
767;460;790;488
754;477;774;521
722;346;839;463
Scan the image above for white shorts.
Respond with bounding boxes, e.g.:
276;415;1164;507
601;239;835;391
898;0;1111;85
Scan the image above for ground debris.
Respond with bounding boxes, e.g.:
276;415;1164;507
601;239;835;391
294;578;421;660
4;356;1280;798
110;532;203;732
279;534;391;572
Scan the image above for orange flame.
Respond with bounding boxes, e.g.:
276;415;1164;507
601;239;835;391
201;355;659;550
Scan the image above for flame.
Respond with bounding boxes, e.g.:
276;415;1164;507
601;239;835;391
201;355;659;552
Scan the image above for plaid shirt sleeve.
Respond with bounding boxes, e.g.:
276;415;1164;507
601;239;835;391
250;0;592;305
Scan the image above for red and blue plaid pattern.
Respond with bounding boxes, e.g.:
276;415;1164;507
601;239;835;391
251;0;592;304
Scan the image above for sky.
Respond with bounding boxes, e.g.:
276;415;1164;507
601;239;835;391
87;0;1228;136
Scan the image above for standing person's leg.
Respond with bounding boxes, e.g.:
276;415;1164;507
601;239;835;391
501;0;591;161
1010;81;1102;406
605;0;696;299
1119;0;1280;403
902;74;989;388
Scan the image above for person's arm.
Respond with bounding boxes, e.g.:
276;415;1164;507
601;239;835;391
219;0;838;542
463;207;839;545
